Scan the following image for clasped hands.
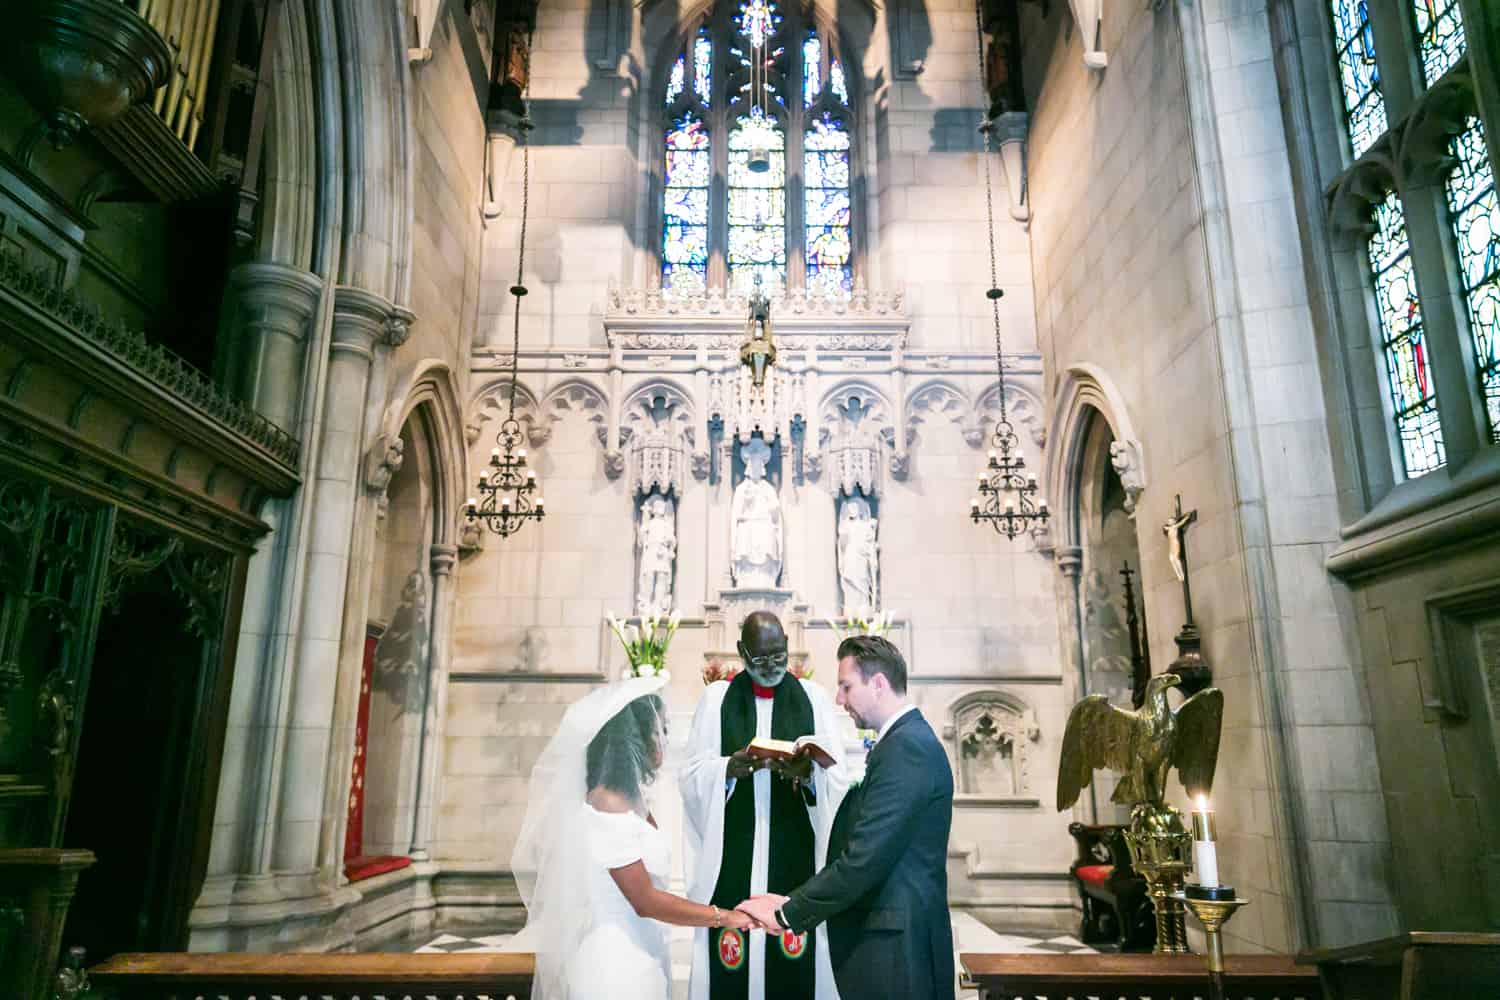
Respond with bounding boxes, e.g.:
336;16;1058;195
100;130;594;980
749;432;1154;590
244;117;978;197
731;892;790;933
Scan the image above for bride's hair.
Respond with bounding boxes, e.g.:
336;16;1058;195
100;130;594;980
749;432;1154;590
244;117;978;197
585;692;666;801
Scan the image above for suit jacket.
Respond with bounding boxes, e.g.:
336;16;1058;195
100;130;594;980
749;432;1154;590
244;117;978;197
781;709;955;1000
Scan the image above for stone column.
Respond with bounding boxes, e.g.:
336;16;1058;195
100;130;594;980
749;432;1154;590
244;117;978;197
409;543;457;861
1053;545;1092;820
271;286;411;878
890;351;909;476
226;262;323;431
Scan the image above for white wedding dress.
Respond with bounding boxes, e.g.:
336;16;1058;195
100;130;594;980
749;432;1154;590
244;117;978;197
564;804;673;1000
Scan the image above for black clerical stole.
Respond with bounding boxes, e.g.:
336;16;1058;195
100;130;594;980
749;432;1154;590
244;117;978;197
709;671;818;999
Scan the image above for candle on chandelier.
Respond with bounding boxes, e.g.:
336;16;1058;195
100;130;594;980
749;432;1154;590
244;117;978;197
1040;497;1050;514
479;471;489;486
1027;471;1037;487
491;447;500;462
1191;794;1220;888
970;497;980;515
987;449;997;464
501;496;513;510
465;498;477;515
1004;497;1015;512
518;448;528;461
1014;448;1024;467
526;468;536;483
536;496;546;511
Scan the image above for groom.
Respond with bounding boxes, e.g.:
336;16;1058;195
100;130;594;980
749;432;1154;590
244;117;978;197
737;635;955;1000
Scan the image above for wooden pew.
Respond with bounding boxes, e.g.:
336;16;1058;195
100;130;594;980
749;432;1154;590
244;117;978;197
1299;931;1500;999
960;952;1321;999
88;951;536;999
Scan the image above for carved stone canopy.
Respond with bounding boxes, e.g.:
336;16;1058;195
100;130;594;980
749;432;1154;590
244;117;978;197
620;387;698;496
819;387;894;497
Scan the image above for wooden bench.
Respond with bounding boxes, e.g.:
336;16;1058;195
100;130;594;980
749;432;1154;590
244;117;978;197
88;952;536;999
960;952;1321;999
1067;820;1154;951
1299;931;1500;999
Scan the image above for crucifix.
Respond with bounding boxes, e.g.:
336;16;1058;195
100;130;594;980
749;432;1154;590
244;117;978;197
1161;493;1210;695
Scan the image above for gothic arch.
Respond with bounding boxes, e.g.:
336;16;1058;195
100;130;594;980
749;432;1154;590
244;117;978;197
818;380;893;435
975;382;1047;450
941;689;1043;797
623;377;697;422
1044;364;1146;552
257;0;317;270
382;360;467;548
469;379;544;446
904;379;971;442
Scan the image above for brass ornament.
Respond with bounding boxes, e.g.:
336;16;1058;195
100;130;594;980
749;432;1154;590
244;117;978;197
1056;673;1224;812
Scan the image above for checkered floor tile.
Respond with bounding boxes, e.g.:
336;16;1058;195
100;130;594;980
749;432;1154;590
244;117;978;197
415;913;1096;997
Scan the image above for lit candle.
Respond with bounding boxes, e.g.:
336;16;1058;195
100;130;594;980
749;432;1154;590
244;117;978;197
1027;471;1037;487
1039;497;1050;513
526;468;536;482
970;497;980;514
1004;497;1015;512
518;448;528;461
465;497;477;513
1014;449;1025;466
491;447;500;462
536;496;546;511
987;449;997;463
479;471;489;485
1191;794;1219;888
501;496;512;509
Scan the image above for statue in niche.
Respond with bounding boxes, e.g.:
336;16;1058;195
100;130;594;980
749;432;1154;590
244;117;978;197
374;570;430;713
837;496;879;616
731;438;782;589
636;493;677;617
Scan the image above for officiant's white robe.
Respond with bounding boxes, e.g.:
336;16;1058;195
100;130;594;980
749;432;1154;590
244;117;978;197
680;677;851;1000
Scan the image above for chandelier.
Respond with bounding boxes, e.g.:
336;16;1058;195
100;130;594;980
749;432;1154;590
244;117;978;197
467;91;544;538
968;0;1048;541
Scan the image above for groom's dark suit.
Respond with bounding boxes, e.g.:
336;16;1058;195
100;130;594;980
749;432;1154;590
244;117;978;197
779;709;955;1000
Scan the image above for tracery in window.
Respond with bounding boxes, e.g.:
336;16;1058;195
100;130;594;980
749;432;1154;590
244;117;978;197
1411;0;1465;87
1329;0;1386;157
659;2;856;296
1368;191;1446;475
1443;118;1500;442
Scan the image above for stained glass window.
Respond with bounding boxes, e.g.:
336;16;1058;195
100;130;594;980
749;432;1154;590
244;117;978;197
803;34;820;108
728;113;787;293
805;114;851;294
1368;190;1446;475
1329;0;1386;157
660;7;854;296
694;30;712;103
663;113;711;293
1443;118;1500;442
1411;0;1465;87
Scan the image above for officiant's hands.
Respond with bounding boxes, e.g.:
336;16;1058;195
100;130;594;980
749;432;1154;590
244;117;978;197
735;893;789;932
768;755;814;783
726;748;764;780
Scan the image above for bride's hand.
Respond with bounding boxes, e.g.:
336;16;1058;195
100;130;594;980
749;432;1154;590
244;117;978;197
722;907;757;931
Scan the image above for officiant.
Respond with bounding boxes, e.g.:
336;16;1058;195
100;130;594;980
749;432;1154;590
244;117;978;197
681;612;851;1000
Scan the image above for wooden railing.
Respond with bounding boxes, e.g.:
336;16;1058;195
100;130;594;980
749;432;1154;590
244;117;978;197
88;952;536;1000
133;0;225;151
960;952;1321;1000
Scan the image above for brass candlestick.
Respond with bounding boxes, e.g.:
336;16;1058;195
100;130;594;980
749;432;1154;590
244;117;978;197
1122;804;1192;953
1175;890;1250;1000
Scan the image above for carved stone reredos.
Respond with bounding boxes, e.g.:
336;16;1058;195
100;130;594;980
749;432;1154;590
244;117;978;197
819;384;895;497
622;384;696;496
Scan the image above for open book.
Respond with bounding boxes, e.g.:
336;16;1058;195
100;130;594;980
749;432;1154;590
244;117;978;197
747;735;837;769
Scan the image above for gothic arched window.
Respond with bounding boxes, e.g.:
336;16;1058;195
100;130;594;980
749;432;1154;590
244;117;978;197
1322;0;1497;480
660;0;856;297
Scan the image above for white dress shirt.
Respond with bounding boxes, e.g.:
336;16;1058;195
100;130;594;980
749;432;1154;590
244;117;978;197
874;703;918;745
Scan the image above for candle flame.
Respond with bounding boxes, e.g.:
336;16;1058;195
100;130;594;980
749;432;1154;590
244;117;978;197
1196;794;1211;812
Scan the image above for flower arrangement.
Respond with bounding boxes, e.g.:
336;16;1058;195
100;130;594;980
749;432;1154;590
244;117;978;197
608;610;681;679
827;608;896;642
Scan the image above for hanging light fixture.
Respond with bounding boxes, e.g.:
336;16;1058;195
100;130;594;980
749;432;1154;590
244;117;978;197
740;274;777;388
744;0;774;173
467;89;545;539
969;0;1048;541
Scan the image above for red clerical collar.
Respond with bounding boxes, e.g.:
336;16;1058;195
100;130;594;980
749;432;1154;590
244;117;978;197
752;681;777;699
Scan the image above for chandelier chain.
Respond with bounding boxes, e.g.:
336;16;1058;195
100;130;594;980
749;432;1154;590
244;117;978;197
508;28;536;422
973;0;1008;425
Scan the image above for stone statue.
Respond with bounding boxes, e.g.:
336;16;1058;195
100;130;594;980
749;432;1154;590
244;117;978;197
731;438;782;588
837;496;879;615
637;493;677;617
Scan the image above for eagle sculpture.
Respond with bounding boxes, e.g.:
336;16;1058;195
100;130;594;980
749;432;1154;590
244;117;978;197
1057;673;1223;812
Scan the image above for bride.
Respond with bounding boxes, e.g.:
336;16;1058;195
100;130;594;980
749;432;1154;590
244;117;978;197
510;675;755;999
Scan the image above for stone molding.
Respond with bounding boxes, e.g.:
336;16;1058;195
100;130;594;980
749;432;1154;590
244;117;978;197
332;286;417;354
228;262;323;336
1044;363;1146;553
605;280;908;322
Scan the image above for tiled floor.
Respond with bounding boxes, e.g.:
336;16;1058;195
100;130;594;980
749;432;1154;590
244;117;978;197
415;913;1096;998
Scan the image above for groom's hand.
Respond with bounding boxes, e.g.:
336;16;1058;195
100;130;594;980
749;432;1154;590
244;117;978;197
736;893;789;932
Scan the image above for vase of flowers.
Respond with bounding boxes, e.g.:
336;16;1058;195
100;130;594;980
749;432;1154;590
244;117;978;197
608;610;680;679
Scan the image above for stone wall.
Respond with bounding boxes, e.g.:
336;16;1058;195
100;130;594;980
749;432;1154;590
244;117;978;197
1023;0;1398;951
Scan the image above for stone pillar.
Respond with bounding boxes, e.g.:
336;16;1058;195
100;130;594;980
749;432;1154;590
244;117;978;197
1053;544;1092;819
226;262;323;431
409;543;457;861
891;351;909;476
271;286;411;878
803;353;821;473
